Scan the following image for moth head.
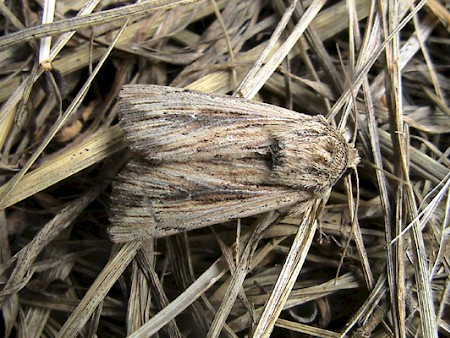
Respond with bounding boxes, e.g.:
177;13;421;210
346;145;360;170
269;117;359;193
326;136;360;189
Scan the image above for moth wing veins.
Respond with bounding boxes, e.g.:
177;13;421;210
118;85;311;163
109;159;313;242
111;85;359;242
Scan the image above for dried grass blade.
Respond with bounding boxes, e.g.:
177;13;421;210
128;258;229;337
0;24;126;207
0;0;201;50
0;126;124;210
56;241;142;338
207;212;279;338
252;206;317;338
238;0;326;99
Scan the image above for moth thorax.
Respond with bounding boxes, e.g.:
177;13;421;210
269;127;350;193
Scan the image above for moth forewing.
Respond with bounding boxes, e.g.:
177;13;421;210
109;159;314;241
109;85;358;242
118;85;317;163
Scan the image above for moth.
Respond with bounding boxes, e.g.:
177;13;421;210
109;85;359;242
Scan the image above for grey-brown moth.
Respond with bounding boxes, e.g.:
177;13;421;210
109;85;359;242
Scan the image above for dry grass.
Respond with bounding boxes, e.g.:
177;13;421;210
0;0;449;337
